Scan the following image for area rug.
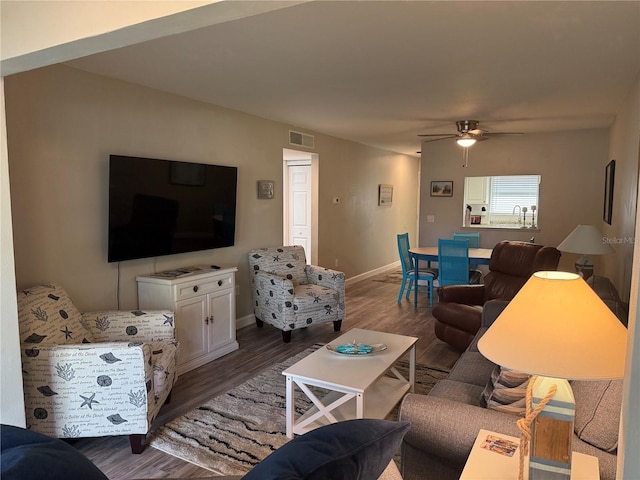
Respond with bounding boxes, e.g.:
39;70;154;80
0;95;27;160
373;270;405;284
148;345;449;476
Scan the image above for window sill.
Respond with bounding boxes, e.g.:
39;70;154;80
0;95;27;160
461;225;540;231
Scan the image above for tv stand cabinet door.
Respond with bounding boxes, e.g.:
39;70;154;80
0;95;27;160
175;296;210;371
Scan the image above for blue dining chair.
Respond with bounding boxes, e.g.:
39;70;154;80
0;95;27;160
438;238;482;286
397;233;437;307
453;232;480;248
453;232;482;274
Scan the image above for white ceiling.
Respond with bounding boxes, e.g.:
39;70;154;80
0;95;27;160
65;1;640;157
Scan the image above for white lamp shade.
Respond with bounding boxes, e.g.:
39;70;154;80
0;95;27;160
557;224;615;255
478;271;627;379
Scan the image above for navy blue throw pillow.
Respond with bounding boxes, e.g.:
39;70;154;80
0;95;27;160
1;424;108;480
243;419;410;480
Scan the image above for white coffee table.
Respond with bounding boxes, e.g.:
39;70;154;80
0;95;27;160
282;328;418;438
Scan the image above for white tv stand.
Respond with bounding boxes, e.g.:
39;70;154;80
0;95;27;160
137;266;239;375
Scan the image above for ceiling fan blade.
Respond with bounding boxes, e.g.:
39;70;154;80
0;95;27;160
418;133;457;138
482;132;524;136
421;136;459;143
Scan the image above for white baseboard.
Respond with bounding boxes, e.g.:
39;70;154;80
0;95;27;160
236;313;255;330
345;261;401;286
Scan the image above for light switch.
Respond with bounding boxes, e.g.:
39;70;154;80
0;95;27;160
427;215;435;223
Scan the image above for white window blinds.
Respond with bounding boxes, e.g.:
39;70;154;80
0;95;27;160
489;175;540;215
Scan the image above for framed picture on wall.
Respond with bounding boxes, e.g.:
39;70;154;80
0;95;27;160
431;181;453;197
257;180;274;199
603;160;615;225
378;184;393;206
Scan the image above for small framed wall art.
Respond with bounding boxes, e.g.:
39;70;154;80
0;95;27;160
378;184;393;206
603;160;615;224
431;181;453;197
257;180;274;199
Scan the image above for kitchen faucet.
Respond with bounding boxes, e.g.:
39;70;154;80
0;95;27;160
512;205;522;224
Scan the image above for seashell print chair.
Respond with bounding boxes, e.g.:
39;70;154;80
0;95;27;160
17;283;179;453
248;245;346;342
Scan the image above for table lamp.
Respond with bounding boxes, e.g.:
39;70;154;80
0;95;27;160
557;225;614;280
478;271;627;480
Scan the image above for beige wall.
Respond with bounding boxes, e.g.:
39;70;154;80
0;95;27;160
418;130;614;278
613;74;640;479
318;140;419;276
4;64;418;316
604;75;640;301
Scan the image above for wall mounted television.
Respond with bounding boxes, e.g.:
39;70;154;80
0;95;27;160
108;155;238;263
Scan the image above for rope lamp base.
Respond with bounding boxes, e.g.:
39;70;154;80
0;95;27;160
518;376;575;480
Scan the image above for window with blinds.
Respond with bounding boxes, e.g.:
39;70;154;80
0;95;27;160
489;175;540;215
463;175;540;228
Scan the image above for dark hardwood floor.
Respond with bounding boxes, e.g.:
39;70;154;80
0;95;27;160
73;271;460;479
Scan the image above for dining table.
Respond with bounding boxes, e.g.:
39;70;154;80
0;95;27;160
409;246;493;307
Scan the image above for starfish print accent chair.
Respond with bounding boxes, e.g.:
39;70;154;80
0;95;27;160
248;245;346;343
17;283;179;454
432;241;561;352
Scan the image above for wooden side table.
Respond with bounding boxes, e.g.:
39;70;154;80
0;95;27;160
460;429;599;480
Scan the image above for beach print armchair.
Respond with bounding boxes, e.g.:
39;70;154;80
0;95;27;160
248;245;345;342
17;283;179;453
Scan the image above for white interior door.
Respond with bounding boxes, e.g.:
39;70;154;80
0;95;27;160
283;149;317;263
288;164;312;255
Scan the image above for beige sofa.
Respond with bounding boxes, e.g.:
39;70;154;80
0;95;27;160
399;299;624;480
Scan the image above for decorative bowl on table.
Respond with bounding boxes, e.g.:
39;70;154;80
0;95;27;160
326;342;387;356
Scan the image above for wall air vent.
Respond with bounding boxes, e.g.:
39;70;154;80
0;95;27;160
289;130;315;149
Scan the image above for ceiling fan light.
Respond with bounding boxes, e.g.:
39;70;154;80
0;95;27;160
457;137;476;147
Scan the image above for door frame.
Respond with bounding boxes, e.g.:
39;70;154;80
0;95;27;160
283;148;319;265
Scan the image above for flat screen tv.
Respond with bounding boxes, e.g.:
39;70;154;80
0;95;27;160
108;155;237;263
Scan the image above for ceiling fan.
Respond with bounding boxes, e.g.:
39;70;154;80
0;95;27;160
418;120;523;147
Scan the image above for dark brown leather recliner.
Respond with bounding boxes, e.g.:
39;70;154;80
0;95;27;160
431;241;561;352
